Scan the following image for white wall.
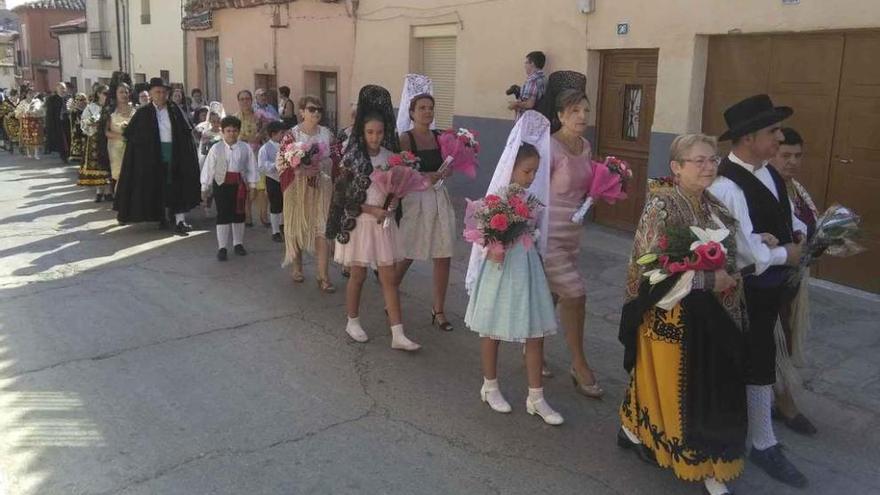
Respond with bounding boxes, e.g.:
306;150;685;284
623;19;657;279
128;0;184;83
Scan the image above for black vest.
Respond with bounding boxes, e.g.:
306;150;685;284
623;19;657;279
718;157;793;287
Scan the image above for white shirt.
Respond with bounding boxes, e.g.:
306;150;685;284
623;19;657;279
258;140;280;182
200;140;258;192
154;104;172;143
709;152;806;275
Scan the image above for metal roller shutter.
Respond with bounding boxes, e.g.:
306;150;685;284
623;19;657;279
421;37;457;129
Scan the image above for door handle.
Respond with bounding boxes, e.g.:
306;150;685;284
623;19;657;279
838;158;855;164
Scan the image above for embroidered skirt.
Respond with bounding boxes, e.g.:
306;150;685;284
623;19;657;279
20;116;43;146
3;114;20;143
619;304;744;482
77;135;110;186
68;130;86;163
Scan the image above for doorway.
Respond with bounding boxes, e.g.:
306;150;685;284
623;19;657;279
593;49;658;231
254;73;278;108
200;37;219;101
703;32;879;292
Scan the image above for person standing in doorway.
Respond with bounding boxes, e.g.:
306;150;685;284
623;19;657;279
278;86;297;129
44;82;69;162
709;94;808;489
114;77;201;236
508;51;546;120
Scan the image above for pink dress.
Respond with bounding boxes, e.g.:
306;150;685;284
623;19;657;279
334;148;402;268
543;136;593;298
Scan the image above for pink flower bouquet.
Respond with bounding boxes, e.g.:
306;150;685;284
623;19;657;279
276;132;329;191
370;151;430;228
571;156;633;224
463;184;543;262
434;127;480;189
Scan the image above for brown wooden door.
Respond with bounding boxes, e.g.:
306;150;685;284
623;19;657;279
816;32;880;292
594;50;658;231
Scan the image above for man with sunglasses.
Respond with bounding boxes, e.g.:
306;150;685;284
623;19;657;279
709;94;808;490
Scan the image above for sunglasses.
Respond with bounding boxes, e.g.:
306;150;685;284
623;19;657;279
305;106;323;114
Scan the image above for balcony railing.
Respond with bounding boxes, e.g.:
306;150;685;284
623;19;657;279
89;31;111;59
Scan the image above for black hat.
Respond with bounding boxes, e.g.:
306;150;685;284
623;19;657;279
147;77;170;91
719;94;793;141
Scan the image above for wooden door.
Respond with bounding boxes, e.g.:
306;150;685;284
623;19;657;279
594;50;658;231
319;72;338;132
201;37;219;102
817;32;880;292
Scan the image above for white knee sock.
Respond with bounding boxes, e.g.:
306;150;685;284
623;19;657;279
216;224;231;249
747;384;778;450
269;213;282;234
175;213;186;224
232;222;245;246
704;477;730;495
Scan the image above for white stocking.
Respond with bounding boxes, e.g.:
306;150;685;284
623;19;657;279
232;222;245;246
216;224;231;250
704;477;730;495
269;213;282;234
747;384;778;450
174;213;186;224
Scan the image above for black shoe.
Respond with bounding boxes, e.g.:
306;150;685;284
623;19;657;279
217;248;228;261
272;232;283;243
279;224;284;234
616;428;658;467
234;244;247;256
95;194;103;203
784;414;818;436
173;221;190;237
749;444;808;488
104;193;114;202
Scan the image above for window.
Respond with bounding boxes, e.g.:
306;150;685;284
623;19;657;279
141;0;151;24
134;73;146;83
622;84;642;141
70;76;78;92
418;36;457;128
89;31;111;59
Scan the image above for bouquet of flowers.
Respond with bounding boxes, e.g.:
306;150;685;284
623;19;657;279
434;127;480;190
276;132;328;191
789;204;864;283
571;156;633;224
636;225;731;285
463;184;543;262
370;151;430;228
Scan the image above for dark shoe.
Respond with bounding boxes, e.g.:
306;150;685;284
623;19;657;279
104;193;114;202
749;444;808;488
616;428;658;467
784;414;818;436
279;224;285;234
431;310;454;332
173;222;190;237
180;222;194;232
272;232;283;243
95;194;103;203
234;244;247;256
217;248;228;262
341;268;350;278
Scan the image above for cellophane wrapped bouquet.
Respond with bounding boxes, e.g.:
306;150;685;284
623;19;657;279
571;156;633;224
636;225;732;286
463;184;543;263
370;151;430;228
276;132;329;191
434;127;480;189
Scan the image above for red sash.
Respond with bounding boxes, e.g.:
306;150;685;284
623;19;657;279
224;172;247;214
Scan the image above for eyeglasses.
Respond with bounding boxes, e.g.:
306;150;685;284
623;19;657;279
305;106;323;114
681;156;721;168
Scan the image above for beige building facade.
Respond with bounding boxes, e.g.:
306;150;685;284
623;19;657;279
127;0;184;85
184;0;355;130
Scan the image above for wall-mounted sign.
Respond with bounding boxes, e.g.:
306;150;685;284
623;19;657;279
782;0;799;4
224;58;234;85
617;22;629;36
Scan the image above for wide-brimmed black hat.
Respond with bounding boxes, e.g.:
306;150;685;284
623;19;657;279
147;77;171;91
719;94;793;141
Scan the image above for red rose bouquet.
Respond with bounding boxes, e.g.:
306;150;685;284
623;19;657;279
463;184;543;260
636;225;731;285
571;156;633;224
370;151;430;228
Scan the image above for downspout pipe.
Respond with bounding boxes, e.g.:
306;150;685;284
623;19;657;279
114;0;123;71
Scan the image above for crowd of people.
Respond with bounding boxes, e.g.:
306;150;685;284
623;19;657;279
0;54;828;494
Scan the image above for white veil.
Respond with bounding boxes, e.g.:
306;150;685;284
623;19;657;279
465;110;551;294
396;74;435;135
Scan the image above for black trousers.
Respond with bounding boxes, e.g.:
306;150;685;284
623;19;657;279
743;284;785;386
266;176;283;214
213;182;246;225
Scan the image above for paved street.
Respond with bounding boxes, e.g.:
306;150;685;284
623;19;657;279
0;153;878;495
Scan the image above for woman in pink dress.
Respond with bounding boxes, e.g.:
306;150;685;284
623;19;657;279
544;87;604;398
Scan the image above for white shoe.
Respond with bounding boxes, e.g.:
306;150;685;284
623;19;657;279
480;384;512;413
345;320;369;343
526;397;564;426
390;325;421;352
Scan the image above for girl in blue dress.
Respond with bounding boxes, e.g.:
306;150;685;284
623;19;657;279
464;110;563;425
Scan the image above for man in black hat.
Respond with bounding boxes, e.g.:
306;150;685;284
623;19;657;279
709;94;808;489
114;77;201;235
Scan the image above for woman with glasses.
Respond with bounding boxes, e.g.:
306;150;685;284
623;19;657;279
77;84;112;201
234;90;262;226
282;95;336;293
618;134;747;495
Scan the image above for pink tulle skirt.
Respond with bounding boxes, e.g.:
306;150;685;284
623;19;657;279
334;212;402;268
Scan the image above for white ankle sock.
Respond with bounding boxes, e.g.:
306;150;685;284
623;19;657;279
175;213;186;224
216;224;231;249
528;387;544;402
232;222;245;246
480;378;511;413
483;377;499;390
390;324;420;351
747;384;778;450
269;213;282;234
704;477;730;495
345;317;368;342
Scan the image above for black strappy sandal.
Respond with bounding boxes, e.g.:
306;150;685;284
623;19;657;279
431;310;454;332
